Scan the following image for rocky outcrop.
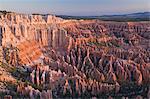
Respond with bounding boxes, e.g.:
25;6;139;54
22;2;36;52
29;65;66;87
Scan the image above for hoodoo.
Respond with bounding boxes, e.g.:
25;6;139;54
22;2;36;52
0;12;149;99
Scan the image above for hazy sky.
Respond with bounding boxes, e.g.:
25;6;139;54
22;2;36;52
0;0;149;15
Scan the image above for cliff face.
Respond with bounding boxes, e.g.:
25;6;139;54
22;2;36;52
0;13;67;47
0;13;149;98
0;13;70;65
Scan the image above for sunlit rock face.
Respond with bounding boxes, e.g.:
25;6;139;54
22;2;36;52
0;12;149;98
0;13;70;65
0;13;67;47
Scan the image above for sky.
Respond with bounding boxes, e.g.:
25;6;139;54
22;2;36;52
0;0;149;16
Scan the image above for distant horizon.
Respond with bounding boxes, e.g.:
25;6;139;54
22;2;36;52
56;11;150;16
0;10;149;17
0;0;149;16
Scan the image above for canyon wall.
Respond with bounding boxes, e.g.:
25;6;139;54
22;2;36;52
0;13;70;65
0;13;67;48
